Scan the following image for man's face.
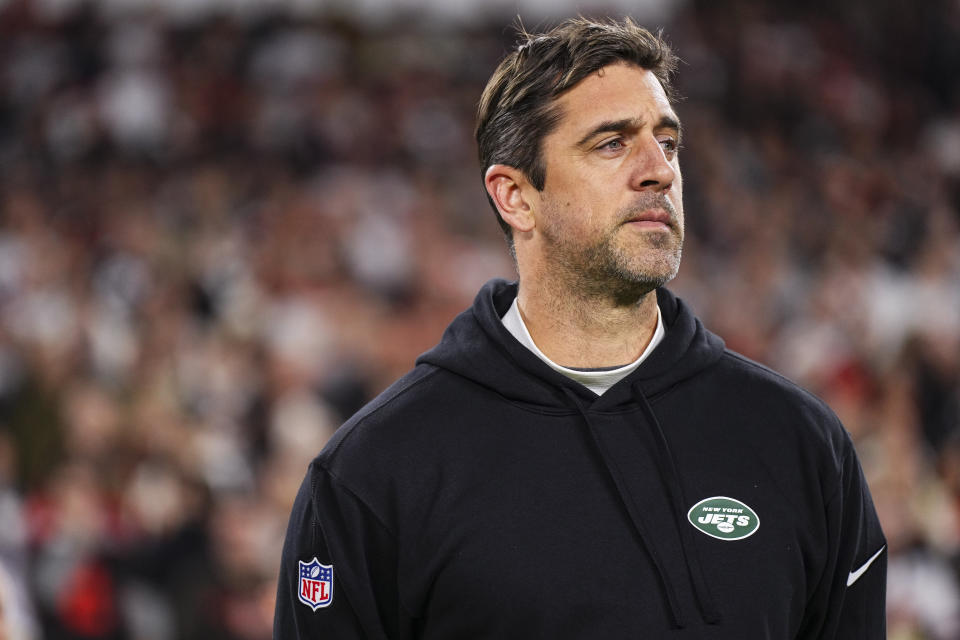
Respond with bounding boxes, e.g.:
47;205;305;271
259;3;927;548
532;63;684;300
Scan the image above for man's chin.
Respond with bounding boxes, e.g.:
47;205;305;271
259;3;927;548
603;262;680;304
615;250;682;286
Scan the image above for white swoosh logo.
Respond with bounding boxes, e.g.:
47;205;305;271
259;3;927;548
846;546;885;587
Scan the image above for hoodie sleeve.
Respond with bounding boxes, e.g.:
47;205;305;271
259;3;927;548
274;461;407;640
799;437;887;639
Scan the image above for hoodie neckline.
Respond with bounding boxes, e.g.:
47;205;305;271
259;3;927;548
417;279;725;411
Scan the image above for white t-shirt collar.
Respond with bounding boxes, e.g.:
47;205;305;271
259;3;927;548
501;296;665;396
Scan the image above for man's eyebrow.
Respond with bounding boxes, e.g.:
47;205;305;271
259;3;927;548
575;115;683;147
575;118;640;147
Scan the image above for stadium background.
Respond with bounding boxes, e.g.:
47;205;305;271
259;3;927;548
0;0;958;637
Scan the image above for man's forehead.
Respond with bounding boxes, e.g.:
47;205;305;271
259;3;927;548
554;63;676;132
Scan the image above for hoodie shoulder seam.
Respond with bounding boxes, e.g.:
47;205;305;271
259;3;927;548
313;458;398;538
323;365;443;460
721;350;832;410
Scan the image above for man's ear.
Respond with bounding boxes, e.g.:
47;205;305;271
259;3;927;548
484;164;536;233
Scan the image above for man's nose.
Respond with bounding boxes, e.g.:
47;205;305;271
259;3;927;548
629;137;676;192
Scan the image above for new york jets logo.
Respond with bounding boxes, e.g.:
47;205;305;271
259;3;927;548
687;496;759;541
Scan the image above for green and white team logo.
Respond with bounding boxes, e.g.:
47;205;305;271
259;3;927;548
687;496;759;541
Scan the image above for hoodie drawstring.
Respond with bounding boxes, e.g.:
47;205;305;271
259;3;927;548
561;384;723;628
631;382;723;625
561;386;688;629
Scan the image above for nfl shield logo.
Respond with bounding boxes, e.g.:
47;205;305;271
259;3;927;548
298;558;333;610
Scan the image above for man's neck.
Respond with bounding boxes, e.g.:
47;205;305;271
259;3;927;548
515;280;660;369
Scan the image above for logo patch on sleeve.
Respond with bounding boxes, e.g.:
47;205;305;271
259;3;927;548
298;558;333;610
687;496;760;541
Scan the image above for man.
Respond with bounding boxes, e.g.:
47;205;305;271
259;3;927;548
274;17;886;639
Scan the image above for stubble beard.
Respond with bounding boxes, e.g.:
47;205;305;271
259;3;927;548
540;194;684;307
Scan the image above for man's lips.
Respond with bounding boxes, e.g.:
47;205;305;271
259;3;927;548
624;208;673;229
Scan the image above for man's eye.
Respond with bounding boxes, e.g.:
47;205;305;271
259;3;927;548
599;139;624;151
660;138;679;153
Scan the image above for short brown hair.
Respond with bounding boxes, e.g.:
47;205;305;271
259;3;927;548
476;17;678;240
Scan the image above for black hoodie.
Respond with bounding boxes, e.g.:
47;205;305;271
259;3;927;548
275;279;886;639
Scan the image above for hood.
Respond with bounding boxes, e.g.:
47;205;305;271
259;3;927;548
417;278;725;408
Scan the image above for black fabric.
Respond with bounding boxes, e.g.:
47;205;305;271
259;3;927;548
275;278;886;639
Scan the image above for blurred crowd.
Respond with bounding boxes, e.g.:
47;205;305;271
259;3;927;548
0;0;958;638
